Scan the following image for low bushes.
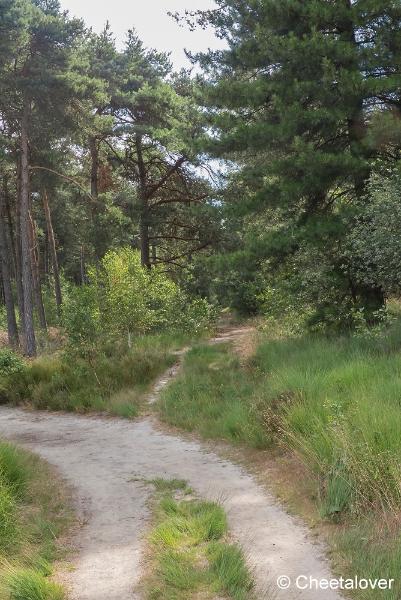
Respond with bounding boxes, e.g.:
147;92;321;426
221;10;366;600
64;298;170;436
4;335;182;416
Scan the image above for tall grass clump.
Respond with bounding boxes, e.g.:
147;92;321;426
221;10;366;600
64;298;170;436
0;440;70;599
253;318;401;516
6;569;65;600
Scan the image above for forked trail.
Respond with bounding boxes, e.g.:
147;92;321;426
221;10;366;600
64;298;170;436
0;329;342;600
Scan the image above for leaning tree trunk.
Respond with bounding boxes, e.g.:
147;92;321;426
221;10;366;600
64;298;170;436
19;98;36;357
0;192;19;348
42;190;62;316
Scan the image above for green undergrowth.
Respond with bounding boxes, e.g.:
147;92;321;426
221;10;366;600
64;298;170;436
142;479;254;600
0;440;71;600
2;333;189;417
157;344;269;448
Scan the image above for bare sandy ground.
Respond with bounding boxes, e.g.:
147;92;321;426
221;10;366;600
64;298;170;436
0;331;344;600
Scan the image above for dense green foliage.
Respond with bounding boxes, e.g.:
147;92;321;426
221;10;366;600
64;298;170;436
1;0;400;351
1;1;401;596
182;0;401;327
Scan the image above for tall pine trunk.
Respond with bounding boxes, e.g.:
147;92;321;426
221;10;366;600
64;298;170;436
3;177;17;279
136;134;151;268
14;164;26;342
0;192;19;348
20;98;36;357
43;190;62;315
29;212;47;331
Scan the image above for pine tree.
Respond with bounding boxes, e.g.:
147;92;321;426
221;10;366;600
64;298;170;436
194;0;401;315
0;0;101;354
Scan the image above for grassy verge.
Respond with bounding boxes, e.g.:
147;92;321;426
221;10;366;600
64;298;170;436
157;320;401;599
2;333;190;418
158;344;269;448
0;440;72;600
141;479;254;600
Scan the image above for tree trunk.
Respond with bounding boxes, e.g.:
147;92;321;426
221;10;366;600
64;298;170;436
14;164;25;341
29;212;47;331
3;177;17;279
42;190;62;315
140;207;151;268
80;244;87;285
0;192;19;348
135;134;151;268
89;136;99;200
19;98;36;357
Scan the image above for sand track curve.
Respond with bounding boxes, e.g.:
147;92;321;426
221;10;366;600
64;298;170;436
0;333;343;600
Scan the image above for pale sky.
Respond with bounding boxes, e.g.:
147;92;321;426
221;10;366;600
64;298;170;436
59;0;225;70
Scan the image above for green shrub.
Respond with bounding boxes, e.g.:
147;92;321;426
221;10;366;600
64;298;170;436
62;285;101;357
0;349;25;377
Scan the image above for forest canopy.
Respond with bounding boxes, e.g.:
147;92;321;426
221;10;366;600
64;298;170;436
1;0;401;356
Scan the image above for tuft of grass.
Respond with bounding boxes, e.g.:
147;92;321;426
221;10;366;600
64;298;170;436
208;542;254;600
156;550;201;592
6;569;65;600
0;480;18;552
142;479;254;600
0;442;29;499
151;498;227;550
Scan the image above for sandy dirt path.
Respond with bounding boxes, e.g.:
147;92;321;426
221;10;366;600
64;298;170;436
0;332;343;600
